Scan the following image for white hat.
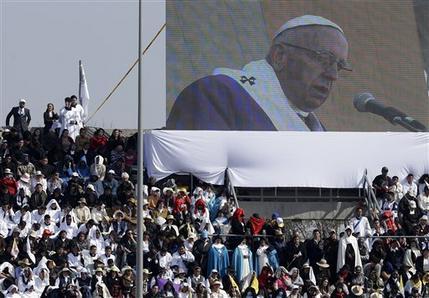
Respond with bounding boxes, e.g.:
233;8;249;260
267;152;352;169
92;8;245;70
19;99;26;103
276;217;285;228
108;169;116;175
121;172;129;179
155;216;166;226
316;259;330;268
273;15;344;39
71;172;79;177
421;215;429;221
20;173;30;183
35;170;44;176
86;184;95;191
3;168;12;175
151;186;160;193
351;285;364;296
409;200;417;208
163;187;174;195
369;292;383;298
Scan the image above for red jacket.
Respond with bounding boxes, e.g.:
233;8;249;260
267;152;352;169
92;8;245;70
0;177;18;196
90;136;108;151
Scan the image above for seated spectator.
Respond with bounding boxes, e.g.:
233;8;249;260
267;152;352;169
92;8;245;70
403;173;418;198
418;186;429;213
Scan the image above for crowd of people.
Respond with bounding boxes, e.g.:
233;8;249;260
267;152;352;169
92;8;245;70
1;99;429;298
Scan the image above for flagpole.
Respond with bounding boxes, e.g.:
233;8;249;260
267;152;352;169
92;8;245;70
136;0;145;297
78;60;82;102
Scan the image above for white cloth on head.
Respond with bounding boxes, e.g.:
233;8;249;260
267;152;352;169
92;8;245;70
46;199;61;224
337;234;362;272
89;226;105;252
273;15;344;39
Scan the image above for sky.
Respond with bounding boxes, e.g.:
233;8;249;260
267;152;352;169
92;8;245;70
0;0;165;129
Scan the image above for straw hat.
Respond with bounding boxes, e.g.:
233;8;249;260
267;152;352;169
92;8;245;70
351;285;364;296
316;259;330;268
78;198;87;204
109;266;120;273
369;291;383;298
18;258;32;267
127;198;137;205
178;187;188;194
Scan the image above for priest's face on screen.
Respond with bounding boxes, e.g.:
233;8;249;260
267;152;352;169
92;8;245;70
272;26;349;112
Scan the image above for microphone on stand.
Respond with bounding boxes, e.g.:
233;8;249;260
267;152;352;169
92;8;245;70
353;92;427;132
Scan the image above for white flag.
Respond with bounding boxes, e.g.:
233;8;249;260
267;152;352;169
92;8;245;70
79;60;90;121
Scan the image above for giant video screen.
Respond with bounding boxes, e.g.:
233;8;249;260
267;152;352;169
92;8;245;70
166;0;429;132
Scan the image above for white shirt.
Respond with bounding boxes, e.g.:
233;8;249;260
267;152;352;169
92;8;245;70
158;252;172;269
403;181;418;197
171;251;195;274
418;193;429;211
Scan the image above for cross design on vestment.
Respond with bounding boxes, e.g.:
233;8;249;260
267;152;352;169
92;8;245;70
240;76;256;86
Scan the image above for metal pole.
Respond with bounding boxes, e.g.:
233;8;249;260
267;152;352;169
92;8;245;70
136;0;144;296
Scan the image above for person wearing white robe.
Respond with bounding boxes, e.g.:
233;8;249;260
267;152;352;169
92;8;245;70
59;98;82;141
158;250;173;269
403;240;421;272
100;246;116;266
68;246;84;271
337;226;362;272
0;215;10;238
46;199;61;224
13;205;32;227
0;205;16;232
74;198;91;224
33;266;50;295
91;204;108;225
403;174;418;198
40;215;57;236
30;207;46;225
171;245;195;274
256;239;271;274
82;246;99;274
349;207;371;248
58;214;79;239
2;285;20;298
18;267;37;297
89;226;106;253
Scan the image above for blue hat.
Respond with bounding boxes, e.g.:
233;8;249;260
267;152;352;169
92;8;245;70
272;212;280;220
201;231;209;239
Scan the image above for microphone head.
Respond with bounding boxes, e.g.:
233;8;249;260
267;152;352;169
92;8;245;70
353;92;375;112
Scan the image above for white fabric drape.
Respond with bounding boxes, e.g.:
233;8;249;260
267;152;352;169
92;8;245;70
144;131;429;188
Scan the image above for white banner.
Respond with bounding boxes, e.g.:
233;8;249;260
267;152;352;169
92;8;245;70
144;131;429;188
79;60;90;121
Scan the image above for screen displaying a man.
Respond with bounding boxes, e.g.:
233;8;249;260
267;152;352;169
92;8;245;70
166;15;351;131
